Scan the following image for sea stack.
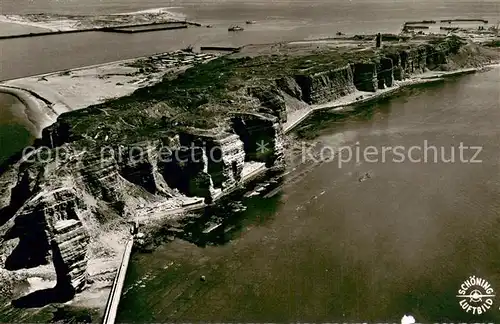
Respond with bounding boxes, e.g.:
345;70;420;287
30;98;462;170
376;32;382;48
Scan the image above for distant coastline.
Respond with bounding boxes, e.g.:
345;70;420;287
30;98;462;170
0;7;188;35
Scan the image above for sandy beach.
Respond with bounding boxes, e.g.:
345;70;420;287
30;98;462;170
0;50;220;138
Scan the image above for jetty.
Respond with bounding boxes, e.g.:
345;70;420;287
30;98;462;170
405;20;437;25
0;21;200;40
102;22;188;33
404;25;430;30
441;19;488;24
200;46;242;53
102;238;134;324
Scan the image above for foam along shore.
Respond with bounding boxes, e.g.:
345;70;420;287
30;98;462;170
0;8;186;32
283;66;489;133
0;50;221;138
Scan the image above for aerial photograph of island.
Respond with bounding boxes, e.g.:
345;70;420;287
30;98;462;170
0;0;499;323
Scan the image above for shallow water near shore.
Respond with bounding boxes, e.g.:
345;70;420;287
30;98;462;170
0;22;47;36
0;93;33;165
117;68;500;322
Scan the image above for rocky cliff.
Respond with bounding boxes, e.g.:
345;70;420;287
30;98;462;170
352;62;378;92
261;35;495;105
0;34;497;307
0;106;285;303
294;64;356;104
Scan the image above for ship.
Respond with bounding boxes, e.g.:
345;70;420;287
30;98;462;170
228;25;244;32
245;20;256;24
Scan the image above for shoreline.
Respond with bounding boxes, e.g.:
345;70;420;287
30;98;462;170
126;62;500;240
0;50;222;138
113;60;500;322
0;45;227;83
0;50;496;155
283;64;498;133
1;46;497;160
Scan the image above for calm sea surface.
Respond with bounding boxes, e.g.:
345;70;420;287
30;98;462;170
117;69;500;322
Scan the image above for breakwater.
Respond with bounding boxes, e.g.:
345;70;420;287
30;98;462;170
200;46;242;52
0;29;96;40
441;18;488;23
103;24;188;33
404;25;429;30
0;21;200;40
405;20;437;25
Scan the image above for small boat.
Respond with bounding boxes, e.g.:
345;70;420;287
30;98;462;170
358;172;372;182
228;25;244;32
245;20;256;24
223;224;236;234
